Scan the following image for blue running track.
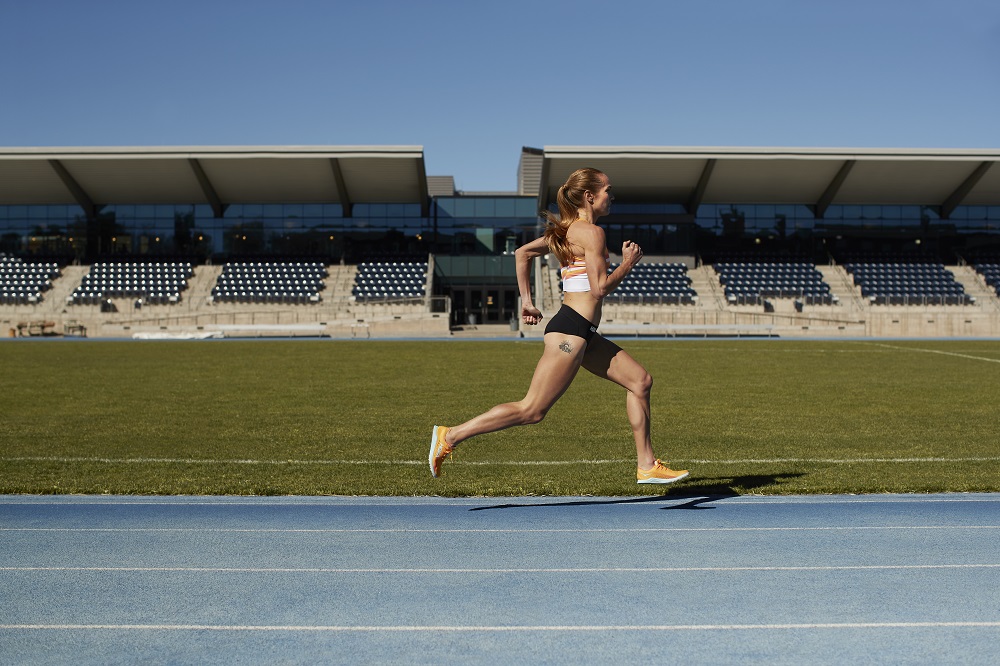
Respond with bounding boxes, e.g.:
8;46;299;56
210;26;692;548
2;493;999;664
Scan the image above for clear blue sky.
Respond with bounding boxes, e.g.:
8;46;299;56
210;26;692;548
2;0;998;191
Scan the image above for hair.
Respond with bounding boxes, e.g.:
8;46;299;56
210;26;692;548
541;167;607;266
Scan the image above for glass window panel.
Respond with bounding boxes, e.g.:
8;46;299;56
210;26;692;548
136;205;155;219
495;199;515;217
862;205;881;219
965;206;987;220
474;199;495;217
243;204;262;218
516;198;538;217
262;204;282;218
436;198;456;217
455;199;475;217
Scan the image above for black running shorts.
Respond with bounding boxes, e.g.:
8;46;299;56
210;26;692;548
544;305;598;343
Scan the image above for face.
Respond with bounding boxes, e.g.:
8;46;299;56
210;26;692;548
589;174;613;217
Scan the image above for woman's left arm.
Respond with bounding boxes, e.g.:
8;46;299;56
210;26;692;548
581;226;643;299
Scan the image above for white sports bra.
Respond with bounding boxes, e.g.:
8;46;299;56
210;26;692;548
560;250;610;293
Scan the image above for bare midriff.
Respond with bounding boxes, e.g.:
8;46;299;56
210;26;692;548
561;290;602;328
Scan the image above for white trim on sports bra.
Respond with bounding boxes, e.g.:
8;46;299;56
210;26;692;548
560;258;590;292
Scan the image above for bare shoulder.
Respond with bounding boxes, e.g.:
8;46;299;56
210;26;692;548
568;222;606;249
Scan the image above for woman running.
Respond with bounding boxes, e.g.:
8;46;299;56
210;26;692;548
430;167;689;485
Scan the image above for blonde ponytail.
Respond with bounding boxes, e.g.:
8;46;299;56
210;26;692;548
541;168;606;266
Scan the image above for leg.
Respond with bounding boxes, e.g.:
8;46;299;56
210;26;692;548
581;335;657;469
446;333;587;447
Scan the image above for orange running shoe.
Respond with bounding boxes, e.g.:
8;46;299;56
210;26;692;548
637;459;689;485
429;425;454;478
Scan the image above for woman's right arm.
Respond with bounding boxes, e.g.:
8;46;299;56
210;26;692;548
514;236;549;323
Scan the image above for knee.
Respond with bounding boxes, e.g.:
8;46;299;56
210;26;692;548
517;403;548;425
633;371;653;398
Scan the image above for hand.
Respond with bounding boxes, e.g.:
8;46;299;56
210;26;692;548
622;240;643;267
521;305;543;325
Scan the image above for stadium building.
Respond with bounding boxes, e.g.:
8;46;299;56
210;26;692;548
2;145;999;338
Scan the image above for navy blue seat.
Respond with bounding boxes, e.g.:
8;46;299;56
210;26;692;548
69;261;192;305
605;262;697;305
713;260;835;305
844;261;973;305
211;261;327;304
352;261;428;301
973;262;1000;298
0;254;60;304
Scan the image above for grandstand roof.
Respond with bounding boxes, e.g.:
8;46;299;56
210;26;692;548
539;146;1000;218
0;145;429;217
2;145;999;221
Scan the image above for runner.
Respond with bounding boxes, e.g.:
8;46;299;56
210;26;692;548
430;167;689;485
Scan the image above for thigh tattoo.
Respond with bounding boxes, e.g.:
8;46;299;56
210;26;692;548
559;341;573;353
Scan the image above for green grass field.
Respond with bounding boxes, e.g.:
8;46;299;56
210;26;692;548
1;339;998;497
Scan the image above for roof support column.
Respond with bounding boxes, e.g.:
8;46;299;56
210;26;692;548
187;159;227;218
940;161;993;220
415;157;429;218
537;157;552;222
47;159;99;218
329;158;353;218
686;159;716;215
812;160;855;219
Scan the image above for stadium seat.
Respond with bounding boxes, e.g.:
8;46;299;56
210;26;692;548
842;257;974;305
604;262;697;305
0;254;60;305
712;257;836;306
973;261;1000;298
352;261;428;302
211;261;327;304
68;261;193;306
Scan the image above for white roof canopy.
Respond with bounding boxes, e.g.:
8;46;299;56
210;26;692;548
0;146;429;217
539;146;1000;219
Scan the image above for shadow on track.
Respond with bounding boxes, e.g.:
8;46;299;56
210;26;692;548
469;472;805;511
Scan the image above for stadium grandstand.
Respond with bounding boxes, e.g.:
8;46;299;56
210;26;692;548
1;145;999;338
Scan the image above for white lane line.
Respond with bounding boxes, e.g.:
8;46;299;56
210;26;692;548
868;342;1000;364
3;621;1000;632
5;456;999;465
3;564;999;573
2;525;999;534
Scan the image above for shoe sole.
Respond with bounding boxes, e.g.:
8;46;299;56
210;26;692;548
429;425;443;478
637;470;690;485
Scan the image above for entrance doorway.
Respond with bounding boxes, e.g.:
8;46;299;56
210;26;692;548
451;286;517;326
